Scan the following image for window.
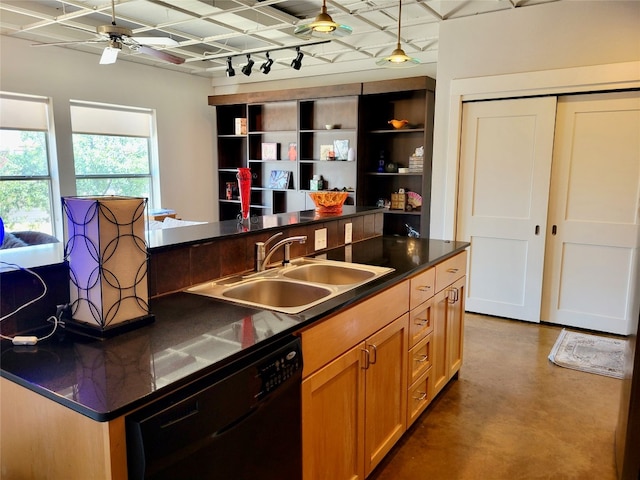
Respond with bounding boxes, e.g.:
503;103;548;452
0;94;57;235
70;102;158;205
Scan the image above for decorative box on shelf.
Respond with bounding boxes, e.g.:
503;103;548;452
235;118;247;135
409;155;423;173
391;192;406;210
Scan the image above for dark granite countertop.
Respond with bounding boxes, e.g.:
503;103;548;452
0;236;468;422
146;206;382;251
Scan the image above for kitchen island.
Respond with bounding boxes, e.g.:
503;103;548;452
1;211;468;479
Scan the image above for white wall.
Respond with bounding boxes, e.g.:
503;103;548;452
431;0;640;239
0;36;217;223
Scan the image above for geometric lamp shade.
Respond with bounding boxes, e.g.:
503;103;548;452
62;196;153;337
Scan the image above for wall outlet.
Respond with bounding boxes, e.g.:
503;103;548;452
314;228;327;251
344;222;353;244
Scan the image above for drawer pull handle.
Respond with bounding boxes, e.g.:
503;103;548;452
417;285;431;292
446;268;459;274
414;391;427;401
414;317;429;326
416;354;429;363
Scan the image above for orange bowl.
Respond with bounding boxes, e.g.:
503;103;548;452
308;191;349;213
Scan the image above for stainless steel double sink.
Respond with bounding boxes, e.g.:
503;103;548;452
186;258;394;314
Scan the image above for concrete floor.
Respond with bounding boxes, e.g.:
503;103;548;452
370;313;623;480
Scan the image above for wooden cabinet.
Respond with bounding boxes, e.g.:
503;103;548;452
358;78;436;237
433;251;467;395
300;282;410;480
302;314;408;480
0;377;127;480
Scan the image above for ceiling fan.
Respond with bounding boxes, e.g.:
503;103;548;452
32;0;184;65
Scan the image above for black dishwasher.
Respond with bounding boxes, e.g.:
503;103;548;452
126;335;302;480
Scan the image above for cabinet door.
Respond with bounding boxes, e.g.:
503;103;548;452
432;289;449;395
364;313;408;476
446;276;466;377
302;343;366;480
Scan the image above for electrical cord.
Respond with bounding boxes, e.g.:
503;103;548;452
0;261;62;345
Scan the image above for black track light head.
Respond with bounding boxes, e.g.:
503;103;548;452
291;47;304;70
260;53;274;74
226;57;235;77
241;54;254;76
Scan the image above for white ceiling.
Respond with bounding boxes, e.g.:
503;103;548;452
1;0;560;84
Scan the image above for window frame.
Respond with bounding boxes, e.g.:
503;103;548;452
69;100;160;210
0;93;61;238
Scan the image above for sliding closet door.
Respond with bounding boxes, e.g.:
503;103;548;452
542;91;640;335
457;97;557;322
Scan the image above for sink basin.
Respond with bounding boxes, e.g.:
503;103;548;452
222;279;332;308
186;258;394;314
282;263;376;285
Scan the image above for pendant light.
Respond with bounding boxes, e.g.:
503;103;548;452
294;0;352;39
376;0;419;68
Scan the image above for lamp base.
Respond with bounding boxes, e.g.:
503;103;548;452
61;313;155;340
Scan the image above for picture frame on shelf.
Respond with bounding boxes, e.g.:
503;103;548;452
267;170;291;189
261;142;278;160
320;144;334;161
333;139;349;161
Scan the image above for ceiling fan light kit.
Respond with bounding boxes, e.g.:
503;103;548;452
377;0;420;68
100;43;121;65
294;0;353;39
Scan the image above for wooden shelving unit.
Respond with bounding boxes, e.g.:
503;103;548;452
209;78;435;232
359;78;436;237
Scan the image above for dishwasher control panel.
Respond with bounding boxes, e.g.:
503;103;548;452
256;342;302;399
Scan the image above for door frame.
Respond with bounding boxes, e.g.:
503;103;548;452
442;61;640;241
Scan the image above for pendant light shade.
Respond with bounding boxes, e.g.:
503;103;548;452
376;0;419;68
294;0;352;39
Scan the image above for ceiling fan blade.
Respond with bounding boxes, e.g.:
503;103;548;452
136;45;185;65
32;38;104;47
131;36;178;46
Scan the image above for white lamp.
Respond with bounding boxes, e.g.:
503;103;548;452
63;196;153;337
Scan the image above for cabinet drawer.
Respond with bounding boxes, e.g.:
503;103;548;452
409;297;433;348
407;368;432;427
435;251;467;292
408;332;432;385
409;267;435;310
300;281;410;378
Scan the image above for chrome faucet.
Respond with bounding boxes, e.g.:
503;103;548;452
255;232;307;272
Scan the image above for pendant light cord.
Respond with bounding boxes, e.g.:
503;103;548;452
396;0;402;49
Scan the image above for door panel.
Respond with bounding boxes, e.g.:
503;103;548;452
542;91;640;334
457;97;558;322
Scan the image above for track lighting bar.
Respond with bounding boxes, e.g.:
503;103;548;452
209;40;329;77
212;41;329;62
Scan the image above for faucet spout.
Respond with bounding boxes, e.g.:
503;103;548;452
256;235;307;272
